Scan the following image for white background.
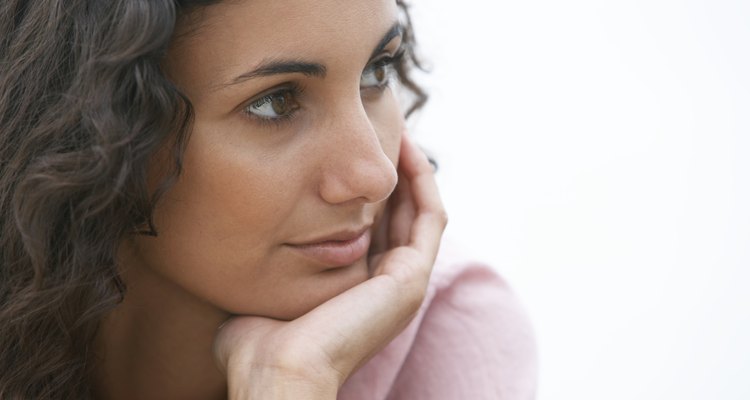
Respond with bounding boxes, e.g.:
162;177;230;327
408;0;750;399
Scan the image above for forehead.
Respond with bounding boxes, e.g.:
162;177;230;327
165;0;399;90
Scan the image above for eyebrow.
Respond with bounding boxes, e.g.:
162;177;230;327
370;21;404;60
229;60;327;85
224;21;404;87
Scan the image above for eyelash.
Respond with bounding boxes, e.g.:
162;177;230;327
241;83;304;128
241;48;407;128
363;49;407;91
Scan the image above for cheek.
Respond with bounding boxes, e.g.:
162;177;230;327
127;129;304;312
155;136;291;250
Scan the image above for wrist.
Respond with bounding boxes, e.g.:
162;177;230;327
227;363;339;400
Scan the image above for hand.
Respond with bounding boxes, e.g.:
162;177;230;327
213;133;447;399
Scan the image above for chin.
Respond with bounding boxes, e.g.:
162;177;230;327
256;257;370;321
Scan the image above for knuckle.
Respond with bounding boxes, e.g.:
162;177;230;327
383;264;428;309
400;275;430;311
405;284;428;311
388;277;426;315
432;208;449;228
418;160;434;175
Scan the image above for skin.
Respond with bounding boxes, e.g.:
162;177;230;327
95;1;447;399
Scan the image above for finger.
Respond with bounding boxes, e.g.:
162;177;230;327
368;200;390;258
294;267;427;377
388;171;415;248
399;135;447;258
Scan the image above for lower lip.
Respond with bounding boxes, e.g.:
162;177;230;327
288;230;371;267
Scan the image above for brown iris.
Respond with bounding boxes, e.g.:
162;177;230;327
372;65;386;84
270;91;296;115
250;90;300;118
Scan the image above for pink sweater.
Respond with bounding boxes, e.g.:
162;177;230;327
338;244;538;399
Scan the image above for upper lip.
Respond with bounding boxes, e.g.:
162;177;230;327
288;225;372;246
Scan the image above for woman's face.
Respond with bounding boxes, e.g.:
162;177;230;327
122;0;405;319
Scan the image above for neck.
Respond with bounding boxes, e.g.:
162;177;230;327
94;258;230;400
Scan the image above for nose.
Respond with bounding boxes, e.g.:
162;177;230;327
317;105;398;205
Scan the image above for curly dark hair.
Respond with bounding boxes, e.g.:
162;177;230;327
0;0;426;398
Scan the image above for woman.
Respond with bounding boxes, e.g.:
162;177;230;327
0;0;536;398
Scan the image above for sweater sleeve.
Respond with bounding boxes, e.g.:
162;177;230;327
384;263;538;400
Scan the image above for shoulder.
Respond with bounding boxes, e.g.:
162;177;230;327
339;241;538;400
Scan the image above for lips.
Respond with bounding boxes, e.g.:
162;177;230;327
286;227;371;267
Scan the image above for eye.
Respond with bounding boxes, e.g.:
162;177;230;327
361;50;405;90
244;88;301;120
361;63;391;89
